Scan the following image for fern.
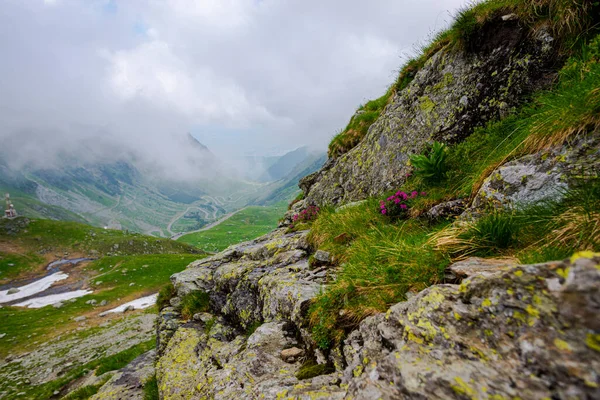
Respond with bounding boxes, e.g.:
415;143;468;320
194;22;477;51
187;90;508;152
409;141;448;183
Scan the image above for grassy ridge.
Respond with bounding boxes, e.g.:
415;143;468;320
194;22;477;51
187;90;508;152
177;202;288;252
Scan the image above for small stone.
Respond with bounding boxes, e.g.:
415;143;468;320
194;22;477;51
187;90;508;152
501;13;518;21
85;299;97;305
95;281;103;286
7;288;19;295
52;302;64;309
7;263;14;267
100;300;108;306
313;250;331;264
74;316;86;322
459;96;469;107
0;333;6;339
129;283;135;286
123;305;135;313
281;347;304;363
53;391;60;395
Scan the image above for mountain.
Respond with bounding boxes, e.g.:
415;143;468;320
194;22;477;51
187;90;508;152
0;135;324;237
258;146;312;182
251;150;326;205
0;135;264;236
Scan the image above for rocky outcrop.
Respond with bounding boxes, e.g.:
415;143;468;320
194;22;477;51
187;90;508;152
303;16;558;206
155;225;600;399
90;350;156;400
469;135;600;212
154;228;343;398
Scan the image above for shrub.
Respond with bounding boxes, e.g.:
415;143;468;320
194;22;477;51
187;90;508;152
291;205;320;226
156;282;176;310
379;190;426;219
180;291;210;320
409;142;448;183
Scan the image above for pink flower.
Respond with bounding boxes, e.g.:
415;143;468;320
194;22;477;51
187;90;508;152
400;204;407;209
394;198;400;204
421;192;427;196
381;209;387;214
411;191;418;197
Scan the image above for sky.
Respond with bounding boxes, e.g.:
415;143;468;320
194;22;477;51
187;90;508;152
0;0;466;178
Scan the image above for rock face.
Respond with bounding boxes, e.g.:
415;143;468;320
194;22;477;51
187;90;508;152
470;136;600;212
155;225;600;399
304;17;558;206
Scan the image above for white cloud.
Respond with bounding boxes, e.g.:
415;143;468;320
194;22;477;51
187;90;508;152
0;0;466;175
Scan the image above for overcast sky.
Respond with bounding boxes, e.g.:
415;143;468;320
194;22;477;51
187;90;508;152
0;0;466;177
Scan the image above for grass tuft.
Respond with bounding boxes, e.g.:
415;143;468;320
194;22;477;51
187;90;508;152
157;282;176;311
180;291;211;320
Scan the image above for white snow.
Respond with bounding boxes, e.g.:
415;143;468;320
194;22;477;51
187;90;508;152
103;293;158;314
0;272;69;304
14;290;93;308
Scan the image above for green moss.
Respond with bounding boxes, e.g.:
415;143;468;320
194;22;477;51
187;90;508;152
295;360;335;380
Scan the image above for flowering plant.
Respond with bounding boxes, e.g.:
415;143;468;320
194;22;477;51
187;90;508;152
379;190;426;219
291;205;320;226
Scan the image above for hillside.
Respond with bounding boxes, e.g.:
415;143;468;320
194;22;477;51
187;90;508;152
144;1;600;399
0;217;204;399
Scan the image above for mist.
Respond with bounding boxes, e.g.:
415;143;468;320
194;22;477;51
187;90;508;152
0;0;466;181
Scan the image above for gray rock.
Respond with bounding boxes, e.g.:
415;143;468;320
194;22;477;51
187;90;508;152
85;299;97;305
424;199;466;222
281;347;304;363
99;300;108;306
52;302;64;309
313;250;332;264
0;333;6;339
122;305;134;313
469;136;600;213
7;288;19;295
73;316;86;322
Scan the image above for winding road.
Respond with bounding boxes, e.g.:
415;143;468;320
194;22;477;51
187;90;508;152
170;207;248;240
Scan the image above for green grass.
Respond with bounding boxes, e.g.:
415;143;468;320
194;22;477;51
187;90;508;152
143;375;160;400
177;202;288;252
62;375;111;400
0;251;45;283
307;201;451;346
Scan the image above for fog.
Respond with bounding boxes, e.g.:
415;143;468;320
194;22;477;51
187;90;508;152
0;0;466;180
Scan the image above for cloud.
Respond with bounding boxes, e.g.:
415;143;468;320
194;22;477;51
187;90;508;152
0;0;466;178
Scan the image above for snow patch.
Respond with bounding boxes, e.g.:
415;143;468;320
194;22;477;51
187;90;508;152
14;290;93;308
0;272;69;304
102;293;158;315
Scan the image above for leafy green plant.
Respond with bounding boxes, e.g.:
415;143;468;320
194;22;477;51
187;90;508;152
409;142;449;183
157;282;176;310
180;291;210;320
